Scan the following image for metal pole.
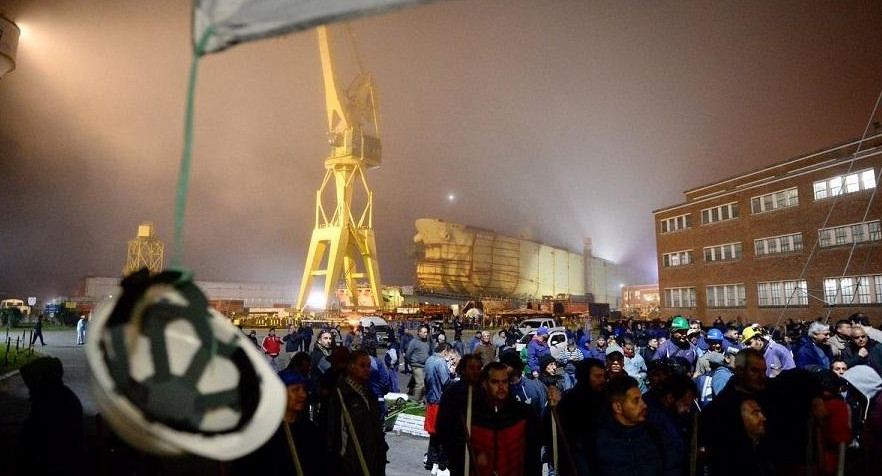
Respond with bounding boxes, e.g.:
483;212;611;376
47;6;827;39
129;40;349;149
464;385;472;476
551;406;559;475
835;442;845;476
806;419;814;476
336;387;371;476
689;410;698;476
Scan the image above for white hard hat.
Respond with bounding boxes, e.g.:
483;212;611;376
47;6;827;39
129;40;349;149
86;269;285;461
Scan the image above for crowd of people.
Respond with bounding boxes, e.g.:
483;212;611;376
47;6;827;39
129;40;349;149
236;312;882;476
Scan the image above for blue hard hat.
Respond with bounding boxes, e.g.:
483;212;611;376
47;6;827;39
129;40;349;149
706;328;724;341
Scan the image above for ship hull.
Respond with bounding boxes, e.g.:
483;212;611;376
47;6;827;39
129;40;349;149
413;219;585;299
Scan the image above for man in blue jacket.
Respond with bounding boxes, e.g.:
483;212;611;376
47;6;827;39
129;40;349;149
795;321;832;369
527;327;551;379
424;342;453;475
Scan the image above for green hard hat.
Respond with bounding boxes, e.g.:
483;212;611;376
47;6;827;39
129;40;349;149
671;316;689;331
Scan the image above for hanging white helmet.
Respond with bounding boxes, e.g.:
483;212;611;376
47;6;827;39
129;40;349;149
86;268;285;461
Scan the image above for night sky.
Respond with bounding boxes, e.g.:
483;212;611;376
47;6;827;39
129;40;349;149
2;0;881;301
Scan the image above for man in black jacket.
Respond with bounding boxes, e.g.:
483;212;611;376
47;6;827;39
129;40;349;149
594;376;680;476
440;362;542;476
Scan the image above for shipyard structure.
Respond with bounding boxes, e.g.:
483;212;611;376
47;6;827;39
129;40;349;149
413;218;646;308
655;130;882;325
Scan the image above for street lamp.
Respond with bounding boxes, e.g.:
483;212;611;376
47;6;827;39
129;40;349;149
0;12;20;78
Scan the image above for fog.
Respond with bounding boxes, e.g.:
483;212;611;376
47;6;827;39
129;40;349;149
2;0;881;300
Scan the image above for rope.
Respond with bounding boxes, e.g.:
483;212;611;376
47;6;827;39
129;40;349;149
774;83;882;329
336;387;371;476
283;422;305;476
171;27;214;268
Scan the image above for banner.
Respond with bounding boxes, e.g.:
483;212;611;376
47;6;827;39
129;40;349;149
193;0;451;54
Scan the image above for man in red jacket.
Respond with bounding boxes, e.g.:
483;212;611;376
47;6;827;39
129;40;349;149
441;362;542;476
262;327;283;371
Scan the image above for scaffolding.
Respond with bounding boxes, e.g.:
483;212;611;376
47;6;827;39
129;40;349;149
124;222;164;275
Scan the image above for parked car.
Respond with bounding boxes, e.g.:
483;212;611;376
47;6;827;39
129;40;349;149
515;326;568;359
517;317;558;336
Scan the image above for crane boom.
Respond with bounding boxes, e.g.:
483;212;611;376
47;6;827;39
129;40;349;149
295;24;383;312
316;25;382;168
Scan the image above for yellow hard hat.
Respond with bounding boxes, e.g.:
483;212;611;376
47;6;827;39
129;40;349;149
741;325;762;344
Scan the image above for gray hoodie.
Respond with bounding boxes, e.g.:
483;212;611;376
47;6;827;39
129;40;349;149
843;364;882;419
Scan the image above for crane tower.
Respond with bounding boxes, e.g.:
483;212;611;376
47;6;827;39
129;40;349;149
295;25;382;311
124;222;164;275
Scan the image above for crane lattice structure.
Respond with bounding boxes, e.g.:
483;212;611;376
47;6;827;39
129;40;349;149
295;24;382;311
124;222;164;275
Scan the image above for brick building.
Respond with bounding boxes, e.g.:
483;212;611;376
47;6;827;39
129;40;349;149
654;131;882;325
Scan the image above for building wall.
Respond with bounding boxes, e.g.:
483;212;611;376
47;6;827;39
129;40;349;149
654;133;882;325
80;276;295;308
589;257;650;308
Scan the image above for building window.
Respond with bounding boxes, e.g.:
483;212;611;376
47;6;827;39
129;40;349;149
818;220;882;247
701;202;740;225
664;287;696;308
754;233;803;257
757;280;808;307
813;168;876;200
824;274;882;305
703;242;743;262
706;284;746;308
660;214;692;233
662;250;693;268
751;188;799;214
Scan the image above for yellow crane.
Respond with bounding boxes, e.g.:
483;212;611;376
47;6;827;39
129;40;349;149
295;24;383;312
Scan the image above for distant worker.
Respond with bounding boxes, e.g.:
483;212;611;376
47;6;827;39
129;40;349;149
31;314;46;346
75;315;87;345
262;327;283;371
473;330;496;368
406;325;431;402
527;327;551;378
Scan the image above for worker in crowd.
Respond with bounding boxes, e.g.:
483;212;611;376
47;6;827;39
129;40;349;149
742;324;795;377
652;316;698;373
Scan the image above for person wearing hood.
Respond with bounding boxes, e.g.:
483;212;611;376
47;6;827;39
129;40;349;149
233;368;330;476
842;365;882;471
554;359;606;476
527;327;552;379
538;354;565;395
795;321;832;370
577;334;600;361
15;357;83;476
500;350;547;417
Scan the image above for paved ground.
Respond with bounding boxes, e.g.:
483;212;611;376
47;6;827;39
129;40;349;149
0;327;428;475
